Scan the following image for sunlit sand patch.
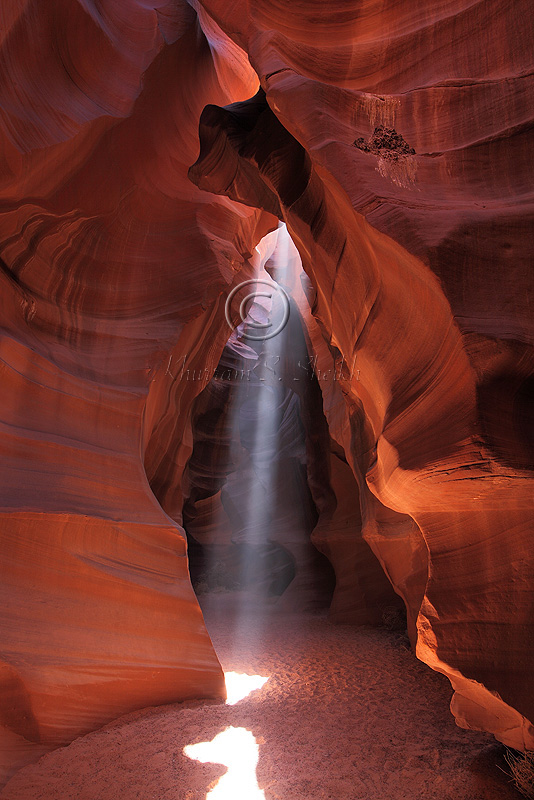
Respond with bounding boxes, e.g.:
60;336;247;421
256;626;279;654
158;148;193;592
184;726;265;800
224;671;269;705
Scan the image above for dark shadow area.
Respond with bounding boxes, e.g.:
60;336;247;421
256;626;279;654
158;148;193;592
182;267;336;612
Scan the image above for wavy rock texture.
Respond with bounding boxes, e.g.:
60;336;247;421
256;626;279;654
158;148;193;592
0;0;533;786
179;231;399;621
264;230;404;626
0;0;277;785
188;0;534;750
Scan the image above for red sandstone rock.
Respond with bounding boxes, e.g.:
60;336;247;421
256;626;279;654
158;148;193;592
0;0;274;785
189;77;534;750
0;0;533;785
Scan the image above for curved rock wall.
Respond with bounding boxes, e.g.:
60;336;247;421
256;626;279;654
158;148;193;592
0;0;275;785
189;71;534;750
0;0;532;784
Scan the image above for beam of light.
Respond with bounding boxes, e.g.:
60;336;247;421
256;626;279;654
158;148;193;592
224;671;269;705
230;224;291;599
188;223;304;653
184;726;265;800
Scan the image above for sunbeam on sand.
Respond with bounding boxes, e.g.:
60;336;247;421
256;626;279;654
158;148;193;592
184;726;265;800
224;672;269;706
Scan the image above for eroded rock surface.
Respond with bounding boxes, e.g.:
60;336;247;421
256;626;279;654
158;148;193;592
0;0;274;785
188;33;534;748
0;0;532;785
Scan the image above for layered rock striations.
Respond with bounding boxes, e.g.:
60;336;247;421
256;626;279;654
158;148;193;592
188;0;534;749
0;0;275;785
0;0;532;785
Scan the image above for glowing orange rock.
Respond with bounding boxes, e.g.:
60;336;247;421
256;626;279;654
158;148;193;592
189;81;534;750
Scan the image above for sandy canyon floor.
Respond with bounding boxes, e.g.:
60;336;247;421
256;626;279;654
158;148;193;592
0;593;520;800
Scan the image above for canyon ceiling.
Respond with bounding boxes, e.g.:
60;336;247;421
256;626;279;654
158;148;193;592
0;0;532;786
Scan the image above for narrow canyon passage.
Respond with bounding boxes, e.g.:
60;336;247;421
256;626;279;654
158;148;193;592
0;597;517;800
181;224;336;614
0;227;520;800
0;0;532;794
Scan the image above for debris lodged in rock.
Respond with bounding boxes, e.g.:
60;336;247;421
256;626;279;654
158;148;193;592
354;126;416;159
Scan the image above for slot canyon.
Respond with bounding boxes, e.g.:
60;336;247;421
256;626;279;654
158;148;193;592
0;1;532;798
